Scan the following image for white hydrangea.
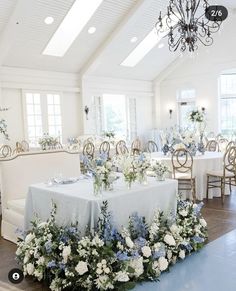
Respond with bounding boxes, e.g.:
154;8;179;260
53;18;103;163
158;257;168;271
141;246;152;258
164;234;176;246
62;246;71;263
75;261;88;276
129;257;144;278
115;271;130;282
125;237;134;249
26;263;35;275
199;218;207;228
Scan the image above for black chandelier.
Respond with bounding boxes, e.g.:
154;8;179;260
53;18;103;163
155;0;225;52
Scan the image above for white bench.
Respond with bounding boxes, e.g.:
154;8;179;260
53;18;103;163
0;150;80;243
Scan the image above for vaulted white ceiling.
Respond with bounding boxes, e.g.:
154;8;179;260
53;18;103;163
0;0;235;81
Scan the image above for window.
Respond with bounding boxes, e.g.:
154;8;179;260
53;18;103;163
220;74;236;136
25;93;43;146
24;91;62;146
94;94;137;141
177;89;196;128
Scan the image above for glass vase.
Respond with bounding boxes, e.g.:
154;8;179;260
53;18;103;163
156;174;165;181
139;172;148;185
93;178;102;197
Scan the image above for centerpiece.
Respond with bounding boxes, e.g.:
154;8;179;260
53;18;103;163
133;154;150;185
151;161;169;181
115;154;137;189
38;134;58;150
87;156;117;195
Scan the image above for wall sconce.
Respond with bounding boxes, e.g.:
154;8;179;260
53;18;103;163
84;106;89;120
169;109;173;119
201;107;206;113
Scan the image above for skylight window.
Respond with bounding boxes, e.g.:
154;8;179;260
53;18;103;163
43;0;103;57
121;15;178;67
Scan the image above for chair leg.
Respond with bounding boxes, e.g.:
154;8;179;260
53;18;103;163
191;179;196;203
229;177;232;194
206;175;209;200
221;177;225;205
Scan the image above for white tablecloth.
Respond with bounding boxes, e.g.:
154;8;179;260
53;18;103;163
24;177;178;234
149;151;225;200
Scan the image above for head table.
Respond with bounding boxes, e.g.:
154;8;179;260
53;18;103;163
149;151;225;200
24;177;178;234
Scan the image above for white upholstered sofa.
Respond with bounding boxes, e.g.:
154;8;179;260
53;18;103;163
0;150;80;243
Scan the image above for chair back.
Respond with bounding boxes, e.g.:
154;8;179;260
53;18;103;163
147;140;158;153
218;138;229;152
116;140;128;155
226;141;236;152
0;145;12;158
83;142;95;159
206;140;219;152
223;146;236;175
99;141;110;158
132;148;141;156
131;138;141;151
171;149;193;179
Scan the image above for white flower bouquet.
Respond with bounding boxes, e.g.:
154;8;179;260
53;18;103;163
188;109;205;123
38;134;58;150
151;161;169;181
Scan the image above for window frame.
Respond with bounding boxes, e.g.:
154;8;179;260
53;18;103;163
22;90;63;147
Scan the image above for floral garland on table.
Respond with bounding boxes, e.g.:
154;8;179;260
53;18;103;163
103;131;115;139
16;198;208;291
0;118;9;140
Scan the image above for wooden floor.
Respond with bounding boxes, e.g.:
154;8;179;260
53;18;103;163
1;192;236;290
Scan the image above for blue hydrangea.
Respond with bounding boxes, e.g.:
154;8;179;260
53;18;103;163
193;202;204;217
47;260;57;268
45;241;52;253
134;237;147;248
129;212;148;239
116;251;130;261
192;236;205;244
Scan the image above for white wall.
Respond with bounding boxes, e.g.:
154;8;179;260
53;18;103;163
81;75;154;142
0;67;83;146
154;12;236;134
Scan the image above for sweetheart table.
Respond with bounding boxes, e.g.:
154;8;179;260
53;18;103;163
24;177;178;234
149;151;225;200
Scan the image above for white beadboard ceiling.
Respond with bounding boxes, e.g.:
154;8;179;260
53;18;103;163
0;0;235;80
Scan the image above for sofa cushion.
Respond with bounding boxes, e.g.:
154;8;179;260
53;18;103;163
7;199;25;215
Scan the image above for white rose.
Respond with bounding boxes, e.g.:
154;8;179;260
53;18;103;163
62;246;71;263
125;237;134;249
141;246;152;258
179;210;188;217
96;268;103;275
104;267;110;274
199;218;207;228
25;233;35;244
101;259;107;265
75;261;88;276
26;263;35;275
179;250;185;260
164;234;176;246
115;271;130;282
158;257;168;271
170;224;179;234
129;257;144;277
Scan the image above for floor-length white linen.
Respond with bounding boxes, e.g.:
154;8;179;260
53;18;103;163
150;151;225;200
24;177;178;234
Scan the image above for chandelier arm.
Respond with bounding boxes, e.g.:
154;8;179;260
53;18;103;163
196;35;213;46
197;20;221;33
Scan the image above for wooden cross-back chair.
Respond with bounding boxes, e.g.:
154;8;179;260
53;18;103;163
206;140;219;152
206;146;236;204
116;140;128;155
218;138;229;152
99;141;110;158
83;142;95;160
226;141;236;152
0;145;12;158
147;140;158;153
171;148;196;202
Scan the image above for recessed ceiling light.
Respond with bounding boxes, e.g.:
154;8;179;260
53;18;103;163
43;0;103;57
158;43;164;49
130;36;138;43
44;17;54;25
121;15;178;67
88;26;96;34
